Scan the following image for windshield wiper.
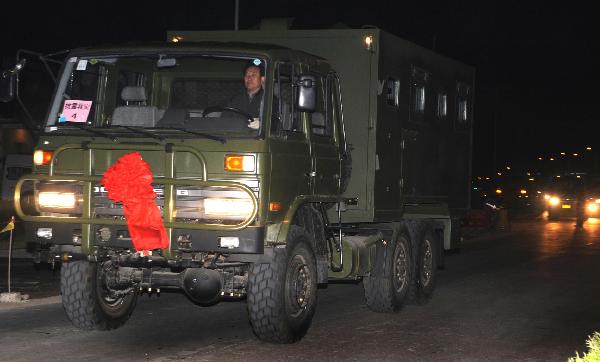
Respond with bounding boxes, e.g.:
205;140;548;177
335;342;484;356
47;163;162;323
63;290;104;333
62;123;117;141
161;127;226;144
112;126;165;141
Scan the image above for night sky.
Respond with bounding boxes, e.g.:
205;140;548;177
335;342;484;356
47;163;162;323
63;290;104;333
2;1;598;176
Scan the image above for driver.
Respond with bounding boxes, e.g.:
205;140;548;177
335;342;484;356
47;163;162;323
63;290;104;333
225;60;265;129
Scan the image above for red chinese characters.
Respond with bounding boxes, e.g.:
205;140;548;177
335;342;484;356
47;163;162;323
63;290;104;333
101;152;168;253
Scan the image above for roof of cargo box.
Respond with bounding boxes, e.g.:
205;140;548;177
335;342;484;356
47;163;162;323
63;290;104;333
168;27;473;71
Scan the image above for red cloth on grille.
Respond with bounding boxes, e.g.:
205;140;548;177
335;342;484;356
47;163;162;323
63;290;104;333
101;152;168;252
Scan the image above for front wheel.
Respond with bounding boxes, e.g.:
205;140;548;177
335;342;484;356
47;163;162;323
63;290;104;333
247;226;318;343
60;260;137;330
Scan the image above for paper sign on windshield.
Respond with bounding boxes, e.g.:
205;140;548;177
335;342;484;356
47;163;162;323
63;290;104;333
59;100;92;123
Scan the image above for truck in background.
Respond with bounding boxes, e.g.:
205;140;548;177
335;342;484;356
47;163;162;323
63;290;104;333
6;21;473;343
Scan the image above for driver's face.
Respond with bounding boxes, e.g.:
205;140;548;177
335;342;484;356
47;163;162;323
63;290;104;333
244;66;264;95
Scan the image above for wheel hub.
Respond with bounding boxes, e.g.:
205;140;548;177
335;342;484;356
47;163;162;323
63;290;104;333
393;241;408;293
421;239;433;286
287;254;313;317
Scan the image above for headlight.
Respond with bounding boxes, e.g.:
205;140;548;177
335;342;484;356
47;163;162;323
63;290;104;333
204;197;254;220
587;203;599;213
548;196;560;206
38;191;76;209
174;186;256;223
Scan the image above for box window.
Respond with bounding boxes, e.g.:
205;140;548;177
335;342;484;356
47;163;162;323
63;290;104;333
437;92;447;118
386;78;400;107
455;82;471;130
414;85;425;113
458;99;468;123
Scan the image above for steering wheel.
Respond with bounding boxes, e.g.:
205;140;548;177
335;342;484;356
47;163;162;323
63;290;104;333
202;106;254;124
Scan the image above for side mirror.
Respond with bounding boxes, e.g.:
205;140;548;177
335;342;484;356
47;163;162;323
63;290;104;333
297;74;316;112
0;59;26;103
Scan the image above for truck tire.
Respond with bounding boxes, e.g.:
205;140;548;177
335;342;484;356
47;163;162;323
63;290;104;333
408;225;438;305
363;229;413;312
60;260;137;330
247;226;318;343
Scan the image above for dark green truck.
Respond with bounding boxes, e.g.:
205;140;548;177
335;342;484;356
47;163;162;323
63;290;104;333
5;22;473;343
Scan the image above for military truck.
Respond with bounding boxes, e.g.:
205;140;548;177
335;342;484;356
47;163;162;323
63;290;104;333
5;22;474;343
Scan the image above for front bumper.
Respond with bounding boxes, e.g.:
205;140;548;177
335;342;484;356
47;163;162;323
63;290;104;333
26;222;264;254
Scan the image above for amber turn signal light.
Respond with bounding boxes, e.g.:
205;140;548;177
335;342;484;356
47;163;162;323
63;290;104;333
224;155;255;172
269;202;281;212
33;150;53;166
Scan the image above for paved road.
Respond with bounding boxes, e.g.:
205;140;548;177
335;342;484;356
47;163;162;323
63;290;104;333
1;219;600;361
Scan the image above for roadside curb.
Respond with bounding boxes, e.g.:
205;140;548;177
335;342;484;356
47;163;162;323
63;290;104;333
0;295;61;311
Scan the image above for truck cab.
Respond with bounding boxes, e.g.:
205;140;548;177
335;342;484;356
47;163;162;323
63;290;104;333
11;42;349;342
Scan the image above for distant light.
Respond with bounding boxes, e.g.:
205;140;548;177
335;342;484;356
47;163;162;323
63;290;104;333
497;172;502;176
537;191;542;194
587;147;592;151
538;157;543;160
529;178;535;181
550;157;555;161
526;172;531;176
171;35;183;43
520;189;527;194
560;152;566;155
556;175;561;178
577;175;581;178
496;189;503;194
506;166;511;170
485;177;490;180
573;153;579;157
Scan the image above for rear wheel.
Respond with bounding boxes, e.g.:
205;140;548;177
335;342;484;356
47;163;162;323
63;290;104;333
247;227;318;343
408;225;438;305
61;260;137;330
363;229;413;312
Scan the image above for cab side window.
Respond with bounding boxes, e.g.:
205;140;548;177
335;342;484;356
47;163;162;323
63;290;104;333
309;74;331;137
273;63;301;133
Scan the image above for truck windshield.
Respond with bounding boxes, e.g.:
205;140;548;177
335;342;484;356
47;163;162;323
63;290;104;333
45;54;268;137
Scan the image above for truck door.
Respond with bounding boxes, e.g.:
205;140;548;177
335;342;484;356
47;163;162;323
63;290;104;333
307;73;340;196
269;63;312;206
